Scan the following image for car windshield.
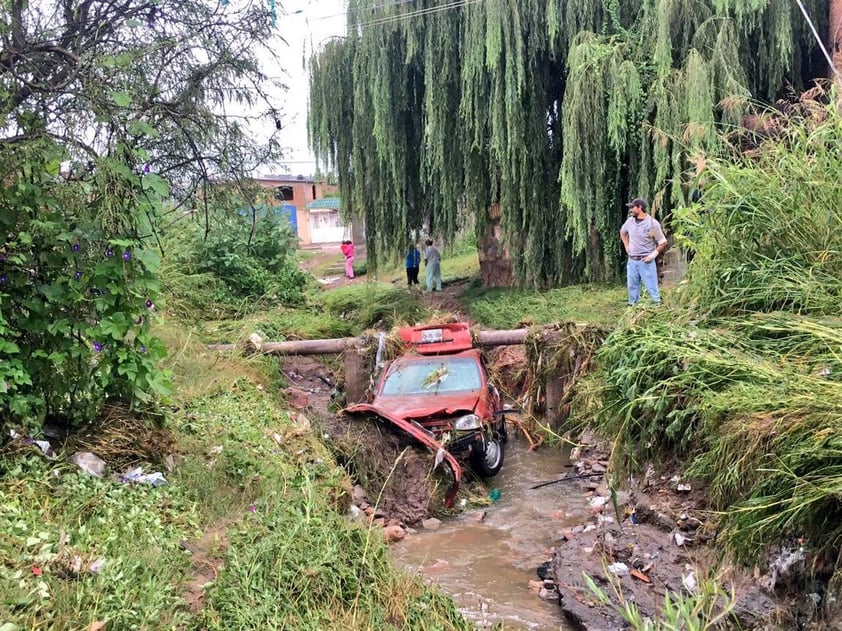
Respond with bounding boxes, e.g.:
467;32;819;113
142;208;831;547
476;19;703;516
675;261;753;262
381;357;482;396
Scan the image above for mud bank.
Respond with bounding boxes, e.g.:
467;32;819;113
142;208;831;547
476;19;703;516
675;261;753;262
545;434;823;630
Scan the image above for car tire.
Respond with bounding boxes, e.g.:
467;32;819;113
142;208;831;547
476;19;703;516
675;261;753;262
471;434;505;477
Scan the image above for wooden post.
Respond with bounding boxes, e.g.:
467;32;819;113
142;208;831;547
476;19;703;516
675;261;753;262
540;330;566;429
207;328;534;356
343;344;371;406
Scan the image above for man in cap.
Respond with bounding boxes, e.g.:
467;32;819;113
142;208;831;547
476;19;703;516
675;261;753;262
619;198;668;305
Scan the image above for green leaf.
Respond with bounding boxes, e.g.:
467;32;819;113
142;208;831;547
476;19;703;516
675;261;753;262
128;120;160;139
142;174;170;197
110;91;131;107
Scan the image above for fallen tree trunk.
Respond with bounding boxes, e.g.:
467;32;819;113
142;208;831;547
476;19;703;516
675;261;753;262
207;338;358;355
207;329;531;356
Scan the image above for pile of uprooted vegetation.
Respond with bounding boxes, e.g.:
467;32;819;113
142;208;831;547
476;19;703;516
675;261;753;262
576;97;842;611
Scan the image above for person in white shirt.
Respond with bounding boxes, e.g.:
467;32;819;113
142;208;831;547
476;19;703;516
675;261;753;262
619;198;667;305
424;239;442;292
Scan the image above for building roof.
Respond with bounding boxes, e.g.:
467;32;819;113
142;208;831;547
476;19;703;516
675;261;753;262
306;198;341;211
255;174;316;184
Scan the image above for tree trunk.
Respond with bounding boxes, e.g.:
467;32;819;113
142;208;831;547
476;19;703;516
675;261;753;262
477;204;514;287
207;328;533;356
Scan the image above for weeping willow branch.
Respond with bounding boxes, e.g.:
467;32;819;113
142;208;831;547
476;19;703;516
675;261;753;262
309;0;829;285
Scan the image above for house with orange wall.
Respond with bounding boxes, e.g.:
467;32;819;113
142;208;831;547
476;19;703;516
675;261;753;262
253;174;362;247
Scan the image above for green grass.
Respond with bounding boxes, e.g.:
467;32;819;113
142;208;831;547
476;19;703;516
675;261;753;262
0;455;198;630
191;306;356;345
442;251;480;283
318;282;429;330
462;283;628;329
0;324;471;631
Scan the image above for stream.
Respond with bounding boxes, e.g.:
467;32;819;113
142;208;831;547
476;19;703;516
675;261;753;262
392;435;591;630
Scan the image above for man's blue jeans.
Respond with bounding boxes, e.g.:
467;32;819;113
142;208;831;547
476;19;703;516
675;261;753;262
627;258;661;305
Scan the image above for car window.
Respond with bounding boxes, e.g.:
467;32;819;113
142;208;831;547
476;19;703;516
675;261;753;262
381;357;482;395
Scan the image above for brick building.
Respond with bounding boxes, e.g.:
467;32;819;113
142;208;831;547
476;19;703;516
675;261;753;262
253;174;362;247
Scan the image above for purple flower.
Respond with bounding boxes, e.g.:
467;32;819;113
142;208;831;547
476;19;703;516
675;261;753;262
93;342;103;353
74;270;83;280
0;275;6;284
106;248;114;257
122;251;131;261
135;316;143;325
145;299;154;309
140;345;147;353
143;164;151;174
72;243;81;252
248;504;256;513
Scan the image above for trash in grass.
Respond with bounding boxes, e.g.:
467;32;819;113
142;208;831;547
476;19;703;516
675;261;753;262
608;562;629;576
88;558;106;574
120;466;168;486
69;451;106;477
9;429;55;458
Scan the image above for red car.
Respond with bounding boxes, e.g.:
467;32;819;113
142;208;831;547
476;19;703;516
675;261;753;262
345;322;508;505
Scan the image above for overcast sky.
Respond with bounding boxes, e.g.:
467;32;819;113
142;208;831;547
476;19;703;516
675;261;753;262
269;0;347;177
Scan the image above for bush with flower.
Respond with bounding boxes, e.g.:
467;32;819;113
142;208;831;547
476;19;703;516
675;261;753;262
0;144;172;432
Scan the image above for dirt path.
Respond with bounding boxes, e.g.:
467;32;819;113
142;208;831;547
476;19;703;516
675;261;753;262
299;245;471;320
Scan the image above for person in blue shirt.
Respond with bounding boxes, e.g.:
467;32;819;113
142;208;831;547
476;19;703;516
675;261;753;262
405;243;421;287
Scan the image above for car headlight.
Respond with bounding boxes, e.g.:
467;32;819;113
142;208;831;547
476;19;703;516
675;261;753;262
454;414;481;430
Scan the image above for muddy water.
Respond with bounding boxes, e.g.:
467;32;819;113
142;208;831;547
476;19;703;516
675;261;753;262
392;435;590;630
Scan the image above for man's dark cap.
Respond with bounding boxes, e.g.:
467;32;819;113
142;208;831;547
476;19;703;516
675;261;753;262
625;198;647;210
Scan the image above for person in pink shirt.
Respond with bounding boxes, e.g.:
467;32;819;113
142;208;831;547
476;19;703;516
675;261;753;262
340;240;355;279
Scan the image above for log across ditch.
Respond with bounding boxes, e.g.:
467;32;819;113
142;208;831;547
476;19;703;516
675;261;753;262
207;324;609;428
206;328;531;356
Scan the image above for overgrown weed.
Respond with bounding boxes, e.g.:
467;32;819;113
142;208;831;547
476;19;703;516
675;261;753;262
462;283;627;329
579;99;842;567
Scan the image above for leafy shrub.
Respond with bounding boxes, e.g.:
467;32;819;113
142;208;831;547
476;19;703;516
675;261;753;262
160;206;309;317
0;146;171;432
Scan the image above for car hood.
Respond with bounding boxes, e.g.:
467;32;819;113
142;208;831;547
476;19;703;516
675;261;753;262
370;391;480;419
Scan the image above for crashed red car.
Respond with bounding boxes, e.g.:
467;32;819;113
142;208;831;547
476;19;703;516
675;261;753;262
345;322;508;506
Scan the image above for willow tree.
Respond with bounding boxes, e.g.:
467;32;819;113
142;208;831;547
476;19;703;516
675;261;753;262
309;0;830;286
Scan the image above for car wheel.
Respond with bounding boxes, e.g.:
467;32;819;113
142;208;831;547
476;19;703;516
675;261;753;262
471;434;505;477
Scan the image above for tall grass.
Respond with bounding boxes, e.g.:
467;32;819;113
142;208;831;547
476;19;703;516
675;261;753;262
462;283;627;329
674;104;842;318
580;98;842;564
318;282;429;330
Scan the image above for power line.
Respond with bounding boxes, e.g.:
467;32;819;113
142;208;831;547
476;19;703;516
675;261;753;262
794;0;839;80
312;0;418;21
356;0;482;28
